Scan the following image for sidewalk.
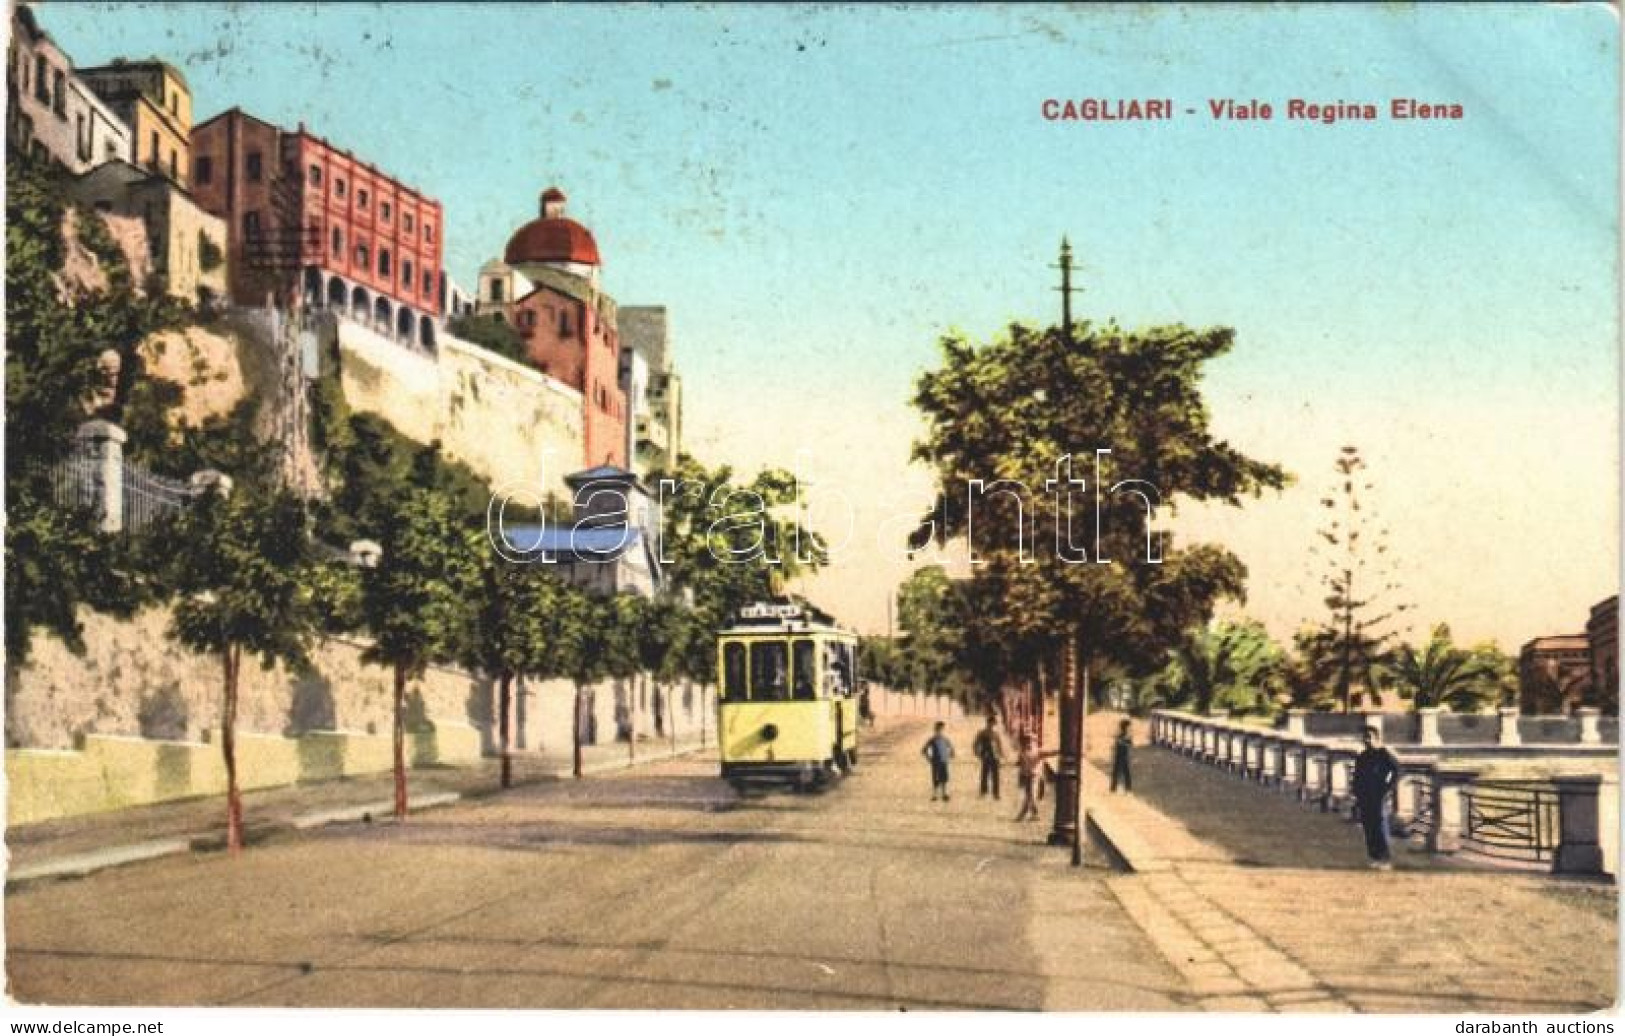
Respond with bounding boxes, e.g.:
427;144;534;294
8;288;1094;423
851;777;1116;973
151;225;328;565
5;734;708;885
1080;710;1617;1013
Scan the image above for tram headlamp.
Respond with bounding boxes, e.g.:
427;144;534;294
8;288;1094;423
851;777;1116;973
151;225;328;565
761;723;779;742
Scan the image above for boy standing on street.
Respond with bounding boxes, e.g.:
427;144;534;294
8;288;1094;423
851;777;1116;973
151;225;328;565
1111;719;1134;793
922;721;955;802
973;715;1006;800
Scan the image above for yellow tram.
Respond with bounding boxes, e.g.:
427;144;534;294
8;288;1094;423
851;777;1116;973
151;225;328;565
716;601;861;790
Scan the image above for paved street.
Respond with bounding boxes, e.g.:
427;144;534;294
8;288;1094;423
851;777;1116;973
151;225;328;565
1084;713;1618;1013
5;716;1183;1009
7;712;1616;1011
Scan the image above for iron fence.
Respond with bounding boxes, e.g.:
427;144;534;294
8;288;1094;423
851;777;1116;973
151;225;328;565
1461;780;1561;864
51;440;201;533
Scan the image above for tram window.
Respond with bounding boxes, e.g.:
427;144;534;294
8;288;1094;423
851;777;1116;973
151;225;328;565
828;642;853;697
792;641;817;701
722;643;747;702
750;641;790;701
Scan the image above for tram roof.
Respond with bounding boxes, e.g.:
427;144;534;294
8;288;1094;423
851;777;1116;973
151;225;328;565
718;601;854;638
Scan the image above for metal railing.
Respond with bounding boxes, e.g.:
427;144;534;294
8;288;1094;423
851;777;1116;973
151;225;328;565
51;439;202;533
1460;780;1561;864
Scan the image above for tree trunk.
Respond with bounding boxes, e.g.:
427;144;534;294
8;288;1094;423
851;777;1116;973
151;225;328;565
572;682;584;779
222;645;243;856
663;680;676;753
498;672;513;789
628;676;636;764
392;663;408;821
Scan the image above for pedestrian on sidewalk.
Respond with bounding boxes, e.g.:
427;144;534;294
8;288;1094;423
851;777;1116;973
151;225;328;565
973;715;1006;800
1353;724;1401;870
1014;733;1057;821
921;721;955;801
1110;718;1134;793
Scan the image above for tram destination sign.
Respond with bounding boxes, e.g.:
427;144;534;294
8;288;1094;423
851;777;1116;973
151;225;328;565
739;603;803;620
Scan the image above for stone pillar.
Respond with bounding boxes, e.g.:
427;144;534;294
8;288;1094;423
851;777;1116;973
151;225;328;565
1497;707;1522;747
1327;748;1353;813
1393;769;1418;827
1282;742;1303;791
190;469;233;497
1261;735;1282;784
75;420;127;533
1302;745;1327;805
1553;776;1607;875
1576;707;1601;745
1245;733;1265;780
1284;709;1308;739
1427;768;1478;854
1416;707;1442;747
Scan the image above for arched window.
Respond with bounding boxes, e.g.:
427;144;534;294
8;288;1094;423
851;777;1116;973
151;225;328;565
308;164;322;187
403;259;413;288
423;270;433;295
378;249;391;278
331;226;342;256
355;243;369;268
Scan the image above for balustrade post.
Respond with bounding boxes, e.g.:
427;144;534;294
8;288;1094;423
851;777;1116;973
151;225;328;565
1281;741;1303;792
1497;707;1522;747
1427;768;1478;854
1248;733;1274;782
1552;775;1607;875
1393;766;1419;838
1417;706;1442;747
1284;708;1308;739
1575;707;1601;745
1301;744;1326;805
1260;734;1281;785
1326;748;1353;813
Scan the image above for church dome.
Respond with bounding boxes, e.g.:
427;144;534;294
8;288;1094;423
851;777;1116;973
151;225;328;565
503;187;601;267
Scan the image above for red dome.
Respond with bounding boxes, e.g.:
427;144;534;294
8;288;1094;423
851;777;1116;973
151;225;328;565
504;217;601;266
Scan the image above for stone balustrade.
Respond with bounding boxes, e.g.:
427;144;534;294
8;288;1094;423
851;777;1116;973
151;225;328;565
1150;709;1616;878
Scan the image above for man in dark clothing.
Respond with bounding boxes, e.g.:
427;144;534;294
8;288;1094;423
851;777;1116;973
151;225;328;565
972;715;1005;800
922;721;954;802
1110;718;1134;793
1352;724;1402;869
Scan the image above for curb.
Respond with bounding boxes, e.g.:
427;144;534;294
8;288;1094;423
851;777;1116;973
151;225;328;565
6;791;463;889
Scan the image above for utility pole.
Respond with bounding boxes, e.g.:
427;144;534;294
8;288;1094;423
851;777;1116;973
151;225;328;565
1052;238;1083;346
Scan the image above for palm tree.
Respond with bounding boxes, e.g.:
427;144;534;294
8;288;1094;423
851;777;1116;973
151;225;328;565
1388;624;1503;711
1160;621;1283;715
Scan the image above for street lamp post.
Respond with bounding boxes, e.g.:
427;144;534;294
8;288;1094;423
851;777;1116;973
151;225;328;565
1048;635;1085;861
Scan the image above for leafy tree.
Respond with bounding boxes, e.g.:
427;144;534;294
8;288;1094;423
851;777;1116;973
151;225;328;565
1388;624;1510;712
459;548;568;788
4;151;177;664
911;319;1288;836
601;593;648;758
647;454;828;688
1306;446;1411;712
1155;620;1284;716
360;457;481;819
167;486;323;854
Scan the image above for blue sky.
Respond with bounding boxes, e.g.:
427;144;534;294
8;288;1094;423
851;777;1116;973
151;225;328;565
39;3;1620;644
